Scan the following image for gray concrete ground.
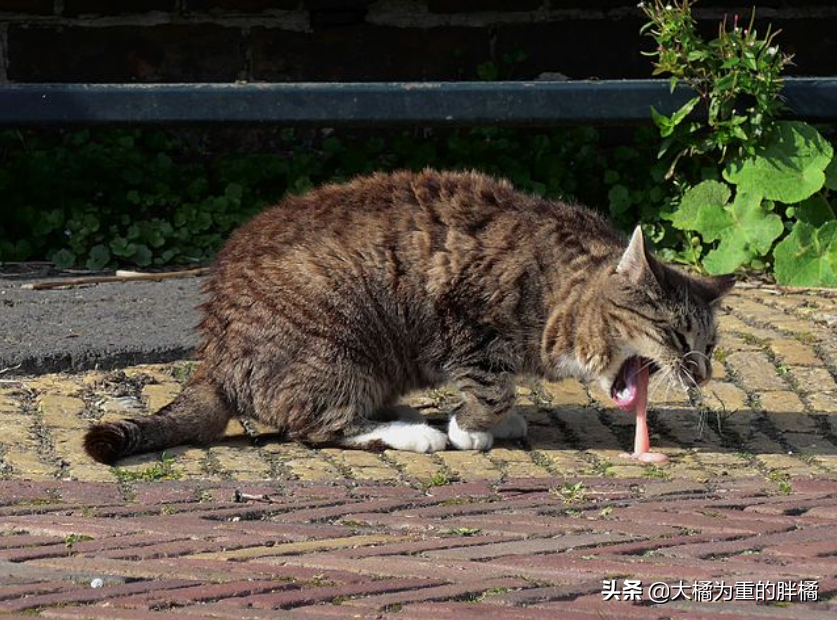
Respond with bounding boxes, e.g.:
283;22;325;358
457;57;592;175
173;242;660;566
0;267;202;374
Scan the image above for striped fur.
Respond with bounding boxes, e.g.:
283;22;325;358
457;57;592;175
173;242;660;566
84;170;733;464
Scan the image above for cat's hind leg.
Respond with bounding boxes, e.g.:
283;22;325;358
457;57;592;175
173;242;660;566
341;404;448;453
255;359;447;453
341;419;448;453
84;374;233;464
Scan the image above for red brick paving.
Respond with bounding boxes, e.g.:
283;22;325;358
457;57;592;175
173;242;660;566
1;477;836;618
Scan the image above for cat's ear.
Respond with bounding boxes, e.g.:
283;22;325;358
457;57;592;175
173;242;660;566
697;273;736;304
616;226;652;284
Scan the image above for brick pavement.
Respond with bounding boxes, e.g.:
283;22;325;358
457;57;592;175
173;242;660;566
0;286;836;617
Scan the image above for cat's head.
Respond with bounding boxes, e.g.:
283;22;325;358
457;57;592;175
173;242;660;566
600;226;734;408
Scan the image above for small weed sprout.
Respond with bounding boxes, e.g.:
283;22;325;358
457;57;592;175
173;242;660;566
64;533;93;548
556;481;588;504
114;452;182;482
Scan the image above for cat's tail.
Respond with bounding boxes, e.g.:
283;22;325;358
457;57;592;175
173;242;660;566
83;376;232;464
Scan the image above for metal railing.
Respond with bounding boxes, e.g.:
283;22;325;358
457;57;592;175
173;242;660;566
0;78;835;126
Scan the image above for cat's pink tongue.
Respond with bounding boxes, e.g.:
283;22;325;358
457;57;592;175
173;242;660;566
622;362;669;463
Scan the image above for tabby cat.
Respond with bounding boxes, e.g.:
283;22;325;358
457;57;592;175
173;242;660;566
84;170;732;463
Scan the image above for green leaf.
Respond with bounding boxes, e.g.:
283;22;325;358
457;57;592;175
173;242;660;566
669;180;731;235
774;221;837;287
825;155;837;191
132;244;153;267
224;183;243;203
14;239;32;261
702;192;784;274
608;184;631;215
188;211;213;234
51;249;76;269
160;249;177;263
723;121;833;203
81;214;100;234
650;106;673;136
669;96;700;128
730;193;783;257
794;194;836;228
110;237;137;258
145;227;167;248
85;244;110;270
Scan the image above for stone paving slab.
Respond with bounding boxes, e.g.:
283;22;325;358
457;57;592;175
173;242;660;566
1;286;837;615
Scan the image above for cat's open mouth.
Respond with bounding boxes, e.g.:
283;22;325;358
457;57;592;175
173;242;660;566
611;356;659;411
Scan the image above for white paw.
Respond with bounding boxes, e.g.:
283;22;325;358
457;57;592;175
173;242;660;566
342;422;448;453
448;416;494;451
491;411;528;439
398;424;448;453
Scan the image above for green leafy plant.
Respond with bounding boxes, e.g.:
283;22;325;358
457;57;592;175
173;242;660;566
641;0;790;173
0;126;661;269
4;13;835;287
773;220;837;286
767;470;793;495
423;470;454;487
556;481;588;504
641;0;837;284
64;533;94;548
114;452;181;482
440;527;482;537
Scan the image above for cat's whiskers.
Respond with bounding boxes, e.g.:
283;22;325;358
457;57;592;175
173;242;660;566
649;364;677;404
666;363;683;398
678;364;702;406
649;367;666;400
649;376;667;404
663;369;677;404
652;363;674;392
624;357;679;406
688;350;711;363
648;370;667;399
662;360;691;402
625;358;657;383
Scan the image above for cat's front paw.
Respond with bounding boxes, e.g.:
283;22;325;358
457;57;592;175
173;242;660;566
402;424;449;453
491;411;528;439
448;416;494;451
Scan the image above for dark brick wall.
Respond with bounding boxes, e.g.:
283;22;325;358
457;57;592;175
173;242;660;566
0;1;835;83
62;2;178;17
